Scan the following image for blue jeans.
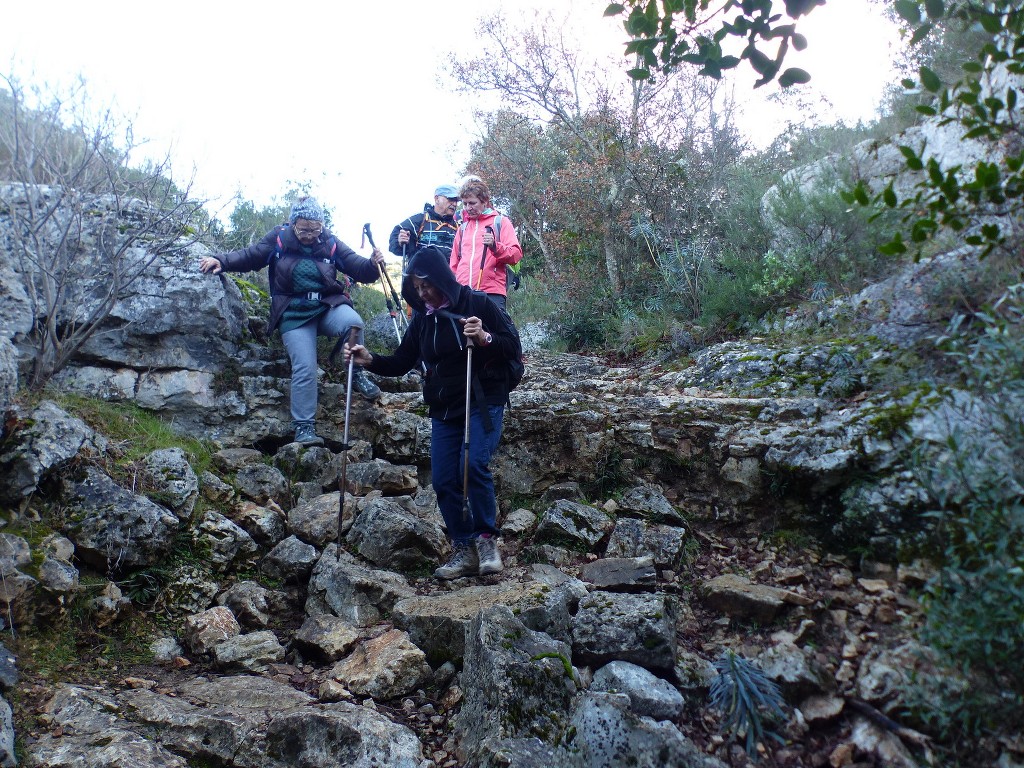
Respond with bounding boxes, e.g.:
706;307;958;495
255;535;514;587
431;404;504;544
281;304;363;422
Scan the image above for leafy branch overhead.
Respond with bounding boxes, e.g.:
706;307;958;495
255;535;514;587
844;0;1024;260
604;0;823;86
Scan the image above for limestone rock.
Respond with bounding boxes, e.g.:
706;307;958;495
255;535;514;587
60;466;179;573
329;629;430;699
591;660;685;722
181;606;240;656
572;591;678;674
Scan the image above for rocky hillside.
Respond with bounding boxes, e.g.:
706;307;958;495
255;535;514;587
0;337;974;768
0;99;1021;763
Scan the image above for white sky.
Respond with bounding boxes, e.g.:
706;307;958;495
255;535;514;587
2;1;900;251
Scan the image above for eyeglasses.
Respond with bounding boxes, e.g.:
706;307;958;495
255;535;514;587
446;198;459;204
294;226;322;237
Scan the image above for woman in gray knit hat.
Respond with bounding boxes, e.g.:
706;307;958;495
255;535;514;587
199;196;384;446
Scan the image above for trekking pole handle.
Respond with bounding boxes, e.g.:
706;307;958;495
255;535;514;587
362;223;376;249
485;226;497;251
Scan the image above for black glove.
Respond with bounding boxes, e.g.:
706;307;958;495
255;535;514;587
507;265;521;291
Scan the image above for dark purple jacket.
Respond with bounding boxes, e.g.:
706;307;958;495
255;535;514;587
214;224;379;332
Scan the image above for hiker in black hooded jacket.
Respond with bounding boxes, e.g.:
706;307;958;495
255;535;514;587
344;245;516;580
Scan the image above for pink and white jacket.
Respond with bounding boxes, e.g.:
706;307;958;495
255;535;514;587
449;208;523;297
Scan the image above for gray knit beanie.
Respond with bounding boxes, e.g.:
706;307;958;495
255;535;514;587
289;196;325;224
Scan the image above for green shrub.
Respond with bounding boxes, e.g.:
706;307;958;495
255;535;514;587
699;247;774;329
506;274;562;326
758;164;899;302
915;285;1024;708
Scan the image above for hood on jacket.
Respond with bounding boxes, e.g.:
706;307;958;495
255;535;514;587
402;245;462;313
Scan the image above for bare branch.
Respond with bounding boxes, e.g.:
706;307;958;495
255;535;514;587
0;73;208;389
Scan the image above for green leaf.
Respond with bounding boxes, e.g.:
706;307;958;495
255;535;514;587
915;105;937;116
784;0;823;17
910;23;933;45
920;65;942;92
911;218;936;242
883;186;898;207
624;38;654;54
792;33;808;51
894;0;921;23
924;0;944;19
976;162;1000;187
898;145;924;171
853;183;870;205
778;67;812;87
964;126;993;139
627;67;652;80
604;2;626;16
879;235;907;256
979;13;1003;34
746;46;775;76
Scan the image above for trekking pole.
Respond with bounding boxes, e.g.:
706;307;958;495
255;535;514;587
362;223;403;344
461;335;474;523
474;225;496;292
362;223;409;335
338;326;359;561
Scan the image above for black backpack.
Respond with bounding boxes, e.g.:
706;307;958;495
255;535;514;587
472;294;525;395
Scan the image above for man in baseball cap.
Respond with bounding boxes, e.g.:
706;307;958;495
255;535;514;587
389;183;461;272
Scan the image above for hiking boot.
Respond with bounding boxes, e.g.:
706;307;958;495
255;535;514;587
434;542;479;580
475;534;503;576
351;367;381;401
293;420;324;447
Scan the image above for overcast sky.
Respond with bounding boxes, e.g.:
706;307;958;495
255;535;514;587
2;1;899;252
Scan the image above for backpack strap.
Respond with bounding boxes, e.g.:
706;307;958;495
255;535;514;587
268;225;286;286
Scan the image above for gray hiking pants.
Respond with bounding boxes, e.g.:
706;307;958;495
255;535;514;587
281;304;364;423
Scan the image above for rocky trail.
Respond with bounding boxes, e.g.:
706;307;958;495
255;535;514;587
0;339;980;768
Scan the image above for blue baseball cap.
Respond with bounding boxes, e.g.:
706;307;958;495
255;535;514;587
434;184;459;199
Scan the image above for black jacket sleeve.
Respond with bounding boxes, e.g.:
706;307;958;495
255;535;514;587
388;213;423;257
364;316;423;377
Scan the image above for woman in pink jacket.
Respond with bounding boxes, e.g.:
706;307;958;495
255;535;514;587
449;177;523;312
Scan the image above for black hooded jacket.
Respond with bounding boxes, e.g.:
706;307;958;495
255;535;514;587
364;246;518;423
215;224;380;333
